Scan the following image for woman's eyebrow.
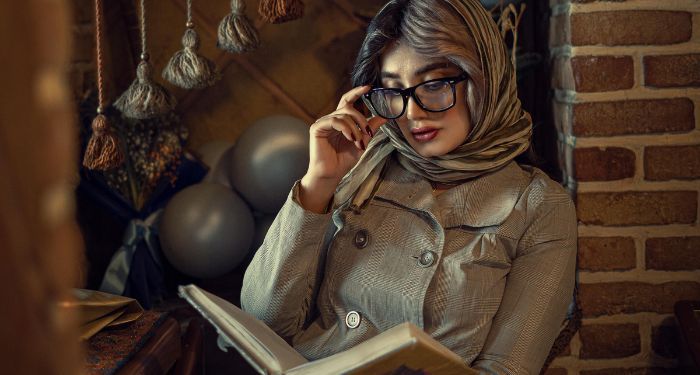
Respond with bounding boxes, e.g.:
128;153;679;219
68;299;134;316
414;62;453;76
380;62;454;80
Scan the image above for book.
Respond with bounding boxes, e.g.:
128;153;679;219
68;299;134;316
178;284;478;375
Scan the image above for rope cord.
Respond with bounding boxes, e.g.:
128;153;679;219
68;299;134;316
186;0;193;26
140;0;147;58
94;0;105;111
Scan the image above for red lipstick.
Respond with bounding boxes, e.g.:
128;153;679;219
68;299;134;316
410;127;439;142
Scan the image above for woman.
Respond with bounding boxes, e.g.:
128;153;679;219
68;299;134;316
241;0;577;373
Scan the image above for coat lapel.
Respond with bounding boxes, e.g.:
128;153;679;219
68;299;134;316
373;157;529;228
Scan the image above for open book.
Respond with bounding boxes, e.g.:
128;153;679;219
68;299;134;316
179;284;478;375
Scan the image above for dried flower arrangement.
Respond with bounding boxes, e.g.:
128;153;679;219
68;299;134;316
79;93;188;211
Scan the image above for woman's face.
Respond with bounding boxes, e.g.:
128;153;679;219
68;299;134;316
379;42;471;158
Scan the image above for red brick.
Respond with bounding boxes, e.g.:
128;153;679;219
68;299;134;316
573;99;694;137
574;147;635;181
571;55;634;92
646;237;700;271
645;145;700;181
571;11;692;46
578;237;636;271
645;54;700;88
576;191;697;226
579;323;640;359
578;282;700;317
580;368;679;375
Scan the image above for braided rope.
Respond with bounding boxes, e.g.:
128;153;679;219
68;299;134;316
186;0;193;26
140;0;147;58
94;0;105;112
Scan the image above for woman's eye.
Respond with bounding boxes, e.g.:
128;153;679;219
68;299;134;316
422;82;446;92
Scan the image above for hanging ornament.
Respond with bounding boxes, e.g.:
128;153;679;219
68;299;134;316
217;0;260;53
115;0;176;119
83;0;125;170
258;0;304;24
163;0;220;89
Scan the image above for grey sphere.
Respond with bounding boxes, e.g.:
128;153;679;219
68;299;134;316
230;115;309;214
159;183;254;278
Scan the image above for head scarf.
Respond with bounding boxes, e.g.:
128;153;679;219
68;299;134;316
334;0;532;210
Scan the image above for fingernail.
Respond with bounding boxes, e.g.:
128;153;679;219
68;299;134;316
365;126;373;137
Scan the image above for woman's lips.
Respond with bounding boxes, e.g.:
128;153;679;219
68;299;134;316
411;127;439;142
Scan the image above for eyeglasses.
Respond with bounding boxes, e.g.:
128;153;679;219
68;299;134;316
363;73;469;120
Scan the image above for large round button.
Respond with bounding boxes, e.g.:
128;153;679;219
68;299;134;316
418;250;436;267
345;311;361;329
354;229;369;249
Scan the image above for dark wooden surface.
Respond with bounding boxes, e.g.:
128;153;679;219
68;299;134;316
116;317;182;375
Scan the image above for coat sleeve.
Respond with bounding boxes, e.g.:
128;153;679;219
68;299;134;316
471;181;578;374
240;180;335;339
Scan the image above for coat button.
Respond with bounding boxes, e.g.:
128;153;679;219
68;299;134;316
345;311;361;329
418;250;436;267
354;229;369;249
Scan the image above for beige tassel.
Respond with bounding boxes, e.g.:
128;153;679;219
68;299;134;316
218;0;260;53
115;59;177;119
116;0;176;119
163;27;220;89
258;0;304;24
83;114;125;170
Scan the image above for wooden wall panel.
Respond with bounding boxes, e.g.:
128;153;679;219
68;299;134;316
120;0;384;149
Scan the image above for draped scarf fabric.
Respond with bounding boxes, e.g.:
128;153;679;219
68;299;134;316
333;0;532;210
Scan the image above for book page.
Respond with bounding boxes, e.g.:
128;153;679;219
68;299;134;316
287;323;478;375
179;285;308;374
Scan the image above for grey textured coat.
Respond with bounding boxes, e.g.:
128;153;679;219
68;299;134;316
241;155;577;374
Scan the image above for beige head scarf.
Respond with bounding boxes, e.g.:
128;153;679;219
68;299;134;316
334;0;532;210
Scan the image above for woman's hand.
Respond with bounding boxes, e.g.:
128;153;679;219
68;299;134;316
299;85;387;213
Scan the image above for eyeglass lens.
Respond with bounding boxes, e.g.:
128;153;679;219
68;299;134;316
369;80;455;119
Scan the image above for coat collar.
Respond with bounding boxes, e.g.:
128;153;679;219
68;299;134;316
373;156;529;228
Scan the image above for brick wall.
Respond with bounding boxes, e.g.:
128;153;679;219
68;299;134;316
550;0;700;373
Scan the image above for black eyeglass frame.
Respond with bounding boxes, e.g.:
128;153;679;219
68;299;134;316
363;73;469;120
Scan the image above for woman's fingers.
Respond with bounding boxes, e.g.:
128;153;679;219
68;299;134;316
366;115;388;137
333;107;371;136
313;114;366;150
336;85;371;111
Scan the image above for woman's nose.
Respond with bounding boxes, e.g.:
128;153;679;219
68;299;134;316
405;96;428;120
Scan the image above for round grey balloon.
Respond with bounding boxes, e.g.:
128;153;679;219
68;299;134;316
159;183;254;279
196;140;235;187
230;115;309;214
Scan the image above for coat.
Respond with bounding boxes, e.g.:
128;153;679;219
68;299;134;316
241;154;578;374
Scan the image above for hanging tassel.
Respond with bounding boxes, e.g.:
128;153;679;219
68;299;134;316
163;0;220;89
115;58;177;119
83;113;125;170
217;0;260;53
258;0;304;24
116;0;176;119
495;1;526;73
83;0;124;170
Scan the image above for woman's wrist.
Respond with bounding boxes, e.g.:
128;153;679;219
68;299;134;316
299;174;340;214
